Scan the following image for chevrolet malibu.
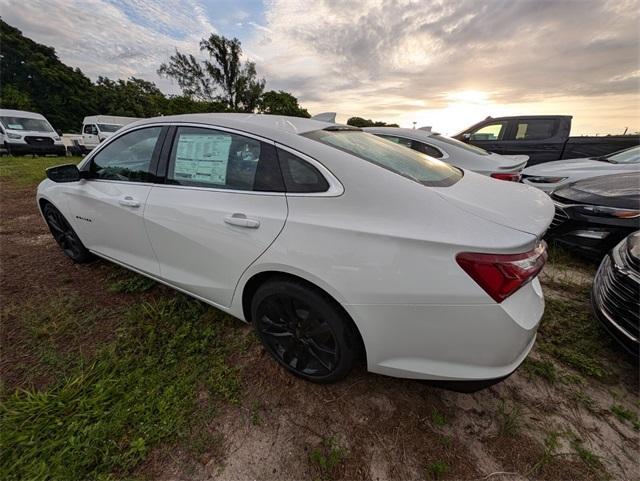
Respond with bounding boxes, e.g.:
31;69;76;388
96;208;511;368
37;114;553;388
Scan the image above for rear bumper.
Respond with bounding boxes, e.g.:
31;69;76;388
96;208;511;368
345;278;544;388
6;142;66;156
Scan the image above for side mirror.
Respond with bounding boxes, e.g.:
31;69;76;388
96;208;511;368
46;164;81;183
462;133;471;141
56;129;63;136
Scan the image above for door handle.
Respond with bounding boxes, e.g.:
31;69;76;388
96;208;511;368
224;213;260;228
118;195;140;208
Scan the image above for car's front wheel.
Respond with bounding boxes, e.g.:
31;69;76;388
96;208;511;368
43;203;93;263
251;279;357;383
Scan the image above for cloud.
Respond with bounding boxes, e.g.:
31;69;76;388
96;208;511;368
249;0;640;124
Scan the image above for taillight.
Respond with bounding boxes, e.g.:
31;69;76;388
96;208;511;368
456;241;548;303
491;172;521;182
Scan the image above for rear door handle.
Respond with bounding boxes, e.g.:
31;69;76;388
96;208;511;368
224;213;260;228
118;195;140;208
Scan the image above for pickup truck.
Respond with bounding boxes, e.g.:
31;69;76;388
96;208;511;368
453;115;640;166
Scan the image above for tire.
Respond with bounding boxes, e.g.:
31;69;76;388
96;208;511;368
251;278;357;383
42;203;94;263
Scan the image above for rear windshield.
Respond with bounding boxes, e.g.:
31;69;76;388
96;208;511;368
0;116;53;132
303;129;462;187
431;134;490;156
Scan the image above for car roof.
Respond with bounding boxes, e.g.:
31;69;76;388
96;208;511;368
128;113;339;139
0;109;47;120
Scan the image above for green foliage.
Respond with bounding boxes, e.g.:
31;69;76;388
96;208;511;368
1;21;307;133
425;460;449;480
538;298;609;379
0;155;81;186
346;116;399;128
158;34;264;111
522;357;557;383
610;404;639;429
107;270;157;294
430;409;447;427
309;437;346;480
0;296;241;480
497;401;522;436
258;90;310;117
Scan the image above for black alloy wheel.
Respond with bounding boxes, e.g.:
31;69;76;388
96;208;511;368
252;279;356;383
43;203;93;263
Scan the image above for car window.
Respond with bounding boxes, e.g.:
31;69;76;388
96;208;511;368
303;129;462;187
84;124;97;135
514;120;556;140
375;134;413;149
277;148;329;193
607;146;640;164
469;122;507;141
411;141;443;158
431;134;490;156
90;127;162;182
167;127;284;192
0;116;53;132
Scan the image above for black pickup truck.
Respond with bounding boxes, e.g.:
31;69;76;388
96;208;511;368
453;115;640;166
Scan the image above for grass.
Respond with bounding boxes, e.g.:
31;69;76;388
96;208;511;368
0;295;242;481
430;409;447;428
309;437;346;481
0;155;82;186
537;298;610;379
107;269;157;294
528;432;560;476
425;460;450;480
610;404;640;430
497;401;522;436
522;357;557;383
570;437;607;476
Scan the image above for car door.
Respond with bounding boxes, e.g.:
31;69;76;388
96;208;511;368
500;118;565;165
65;125;166;276
466;120;509;153
143;125;288;307
83;124;100;149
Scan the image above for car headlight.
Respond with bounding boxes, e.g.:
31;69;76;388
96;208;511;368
525;176;567;184
575;205;640;219
7;133;22;140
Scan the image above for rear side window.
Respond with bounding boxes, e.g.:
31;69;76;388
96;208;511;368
469;122;507;141
411;141;443;158
514;120;556;140
90;127;162;182
375;134;413;149
277;148;329;193
167;127;284;192
303;129;461;187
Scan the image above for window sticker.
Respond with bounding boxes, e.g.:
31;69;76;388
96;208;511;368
174;133;232;184
8;124;24;130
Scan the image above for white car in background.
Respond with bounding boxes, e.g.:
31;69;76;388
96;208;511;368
82;115;140;150
0;109;66;156
364;126;529;181
37;113;553;389
522;145;640;193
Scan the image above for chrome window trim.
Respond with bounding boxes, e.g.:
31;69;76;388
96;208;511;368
275;142;344;197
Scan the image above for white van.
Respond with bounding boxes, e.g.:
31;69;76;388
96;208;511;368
82;115;139;150
0;109;66;156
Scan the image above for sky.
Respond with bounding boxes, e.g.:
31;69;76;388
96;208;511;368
1;0;639;135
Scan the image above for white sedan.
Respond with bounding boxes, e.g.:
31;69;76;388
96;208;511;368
37;113;553;388
522;145;640;193
364;126;529;181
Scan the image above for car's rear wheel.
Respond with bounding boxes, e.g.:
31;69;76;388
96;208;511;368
43;203;93;263
251;279;356;383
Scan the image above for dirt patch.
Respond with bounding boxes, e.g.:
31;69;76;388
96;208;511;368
2;175;638;480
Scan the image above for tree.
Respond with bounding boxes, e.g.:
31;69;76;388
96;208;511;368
158;34;265;112
347;116;399;128
258;90;310;118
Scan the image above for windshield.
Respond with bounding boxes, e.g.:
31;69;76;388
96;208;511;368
303;129;462;187
0;116;53;132
97;124;122;133
606;146;640;164
431;134;490;156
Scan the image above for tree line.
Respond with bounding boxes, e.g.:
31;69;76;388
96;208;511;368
0;20;398;132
